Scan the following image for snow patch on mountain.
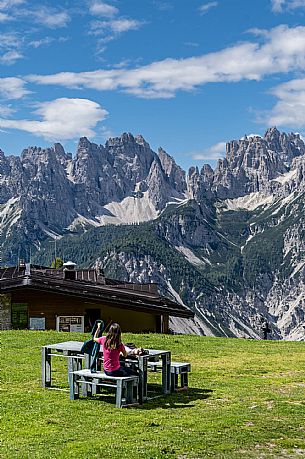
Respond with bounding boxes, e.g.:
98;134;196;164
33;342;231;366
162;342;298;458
224;192;274;211
104;191;158;224
175;245;205;266
272;169;297;184
0;197;21;232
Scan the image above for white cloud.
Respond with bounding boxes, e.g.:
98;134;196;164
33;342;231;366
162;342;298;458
87;2;143;52
0;32;24;64
192;142;226;160
0;98;108;140
0;0;25;9
0;77;29;99
29;7;70;28
271;0;305;11
271;0;285;10
90;18;143;39
89;1;118;17
109;18;142;33
28;25;305;99
29;37;54;49
0;11;11;20
0;31;22;50
0;50;23;64
199;2;218;14
0;104;15;116
263;78;305;128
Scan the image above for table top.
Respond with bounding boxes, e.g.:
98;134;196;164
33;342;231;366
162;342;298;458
146;349;171;356
43;341;171;356
44;341;84;352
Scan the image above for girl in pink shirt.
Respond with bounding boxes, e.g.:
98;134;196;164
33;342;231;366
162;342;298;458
94;322;137;377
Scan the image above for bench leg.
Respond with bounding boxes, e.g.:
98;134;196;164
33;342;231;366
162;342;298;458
181;372;188;388
125;379;138;405
81;376;92;397
91;378;98;396
133;380;138;404
171;373;178;392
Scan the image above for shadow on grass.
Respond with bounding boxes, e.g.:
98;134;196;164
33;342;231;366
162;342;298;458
71;386;213;410
137;386;213;410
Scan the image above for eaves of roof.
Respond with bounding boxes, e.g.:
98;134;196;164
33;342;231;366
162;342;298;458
0;275;194;319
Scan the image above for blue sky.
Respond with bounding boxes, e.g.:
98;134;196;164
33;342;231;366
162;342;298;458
1;0;305;170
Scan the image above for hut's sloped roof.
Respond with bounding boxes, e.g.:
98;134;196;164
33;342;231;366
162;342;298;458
0;265;193;318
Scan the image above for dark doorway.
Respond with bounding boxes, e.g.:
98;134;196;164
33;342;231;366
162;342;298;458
85;308;101;332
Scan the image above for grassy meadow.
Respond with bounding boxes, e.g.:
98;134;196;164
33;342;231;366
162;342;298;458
1;330;305;459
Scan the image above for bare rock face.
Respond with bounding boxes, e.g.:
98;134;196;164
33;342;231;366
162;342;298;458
0;133;187;257
2;127;305;340
158;147;186;194
187;128;305;200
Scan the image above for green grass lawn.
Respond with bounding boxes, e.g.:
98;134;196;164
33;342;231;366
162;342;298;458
1;330;305;459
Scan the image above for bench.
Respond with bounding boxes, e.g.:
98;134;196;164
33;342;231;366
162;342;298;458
69;369;139;408
170;362;191;392
148;361;191;392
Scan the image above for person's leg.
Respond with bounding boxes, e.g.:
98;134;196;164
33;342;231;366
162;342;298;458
119;365;138;376
105;368;125;376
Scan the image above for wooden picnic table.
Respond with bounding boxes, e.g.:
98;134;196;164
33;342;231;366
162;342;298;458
42;341;171;404
42;341;88;388
136;349;171;402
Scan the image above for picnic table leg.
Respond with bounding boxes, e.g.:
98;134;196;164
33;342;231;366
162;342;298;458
42;346;51;388
138;356;147;404
66;351;74;383
116;379;123;408
84;353;90;369
75;356;83;371
126;380;132;405
161;351;171;394
69;372;79;400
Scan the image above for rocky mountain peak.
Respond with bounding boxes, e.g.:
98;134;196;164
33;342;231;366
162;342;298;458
53;142;66;157
158;147;186;193
264;126;281;142
78;136;92;149
135;134;150;148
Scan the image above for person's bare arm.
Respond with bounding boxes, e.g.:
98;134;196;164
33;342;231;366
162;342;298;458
121;345;128;357
93;323;101;343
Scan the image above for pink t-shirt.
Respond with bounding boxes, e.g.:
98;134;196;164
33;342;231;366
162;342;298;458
97;336;125;372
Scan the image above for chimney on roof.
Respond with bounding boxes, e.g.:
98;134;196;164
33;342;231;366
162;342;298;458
63;261;76;280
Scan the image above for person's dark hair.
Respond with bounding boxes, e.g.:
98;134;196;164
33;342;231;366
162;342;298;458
104;323;122;350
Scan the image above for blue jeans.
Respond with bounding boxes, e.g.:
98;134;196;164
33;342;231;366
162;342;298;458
104;366;137;377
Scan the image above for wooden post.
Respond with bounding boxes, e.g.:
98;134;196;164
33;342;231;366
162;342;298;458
161;351;171;394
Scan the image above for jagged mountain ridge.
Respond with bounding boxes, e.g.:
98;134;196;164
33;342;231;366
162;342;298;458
2;127;305;339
